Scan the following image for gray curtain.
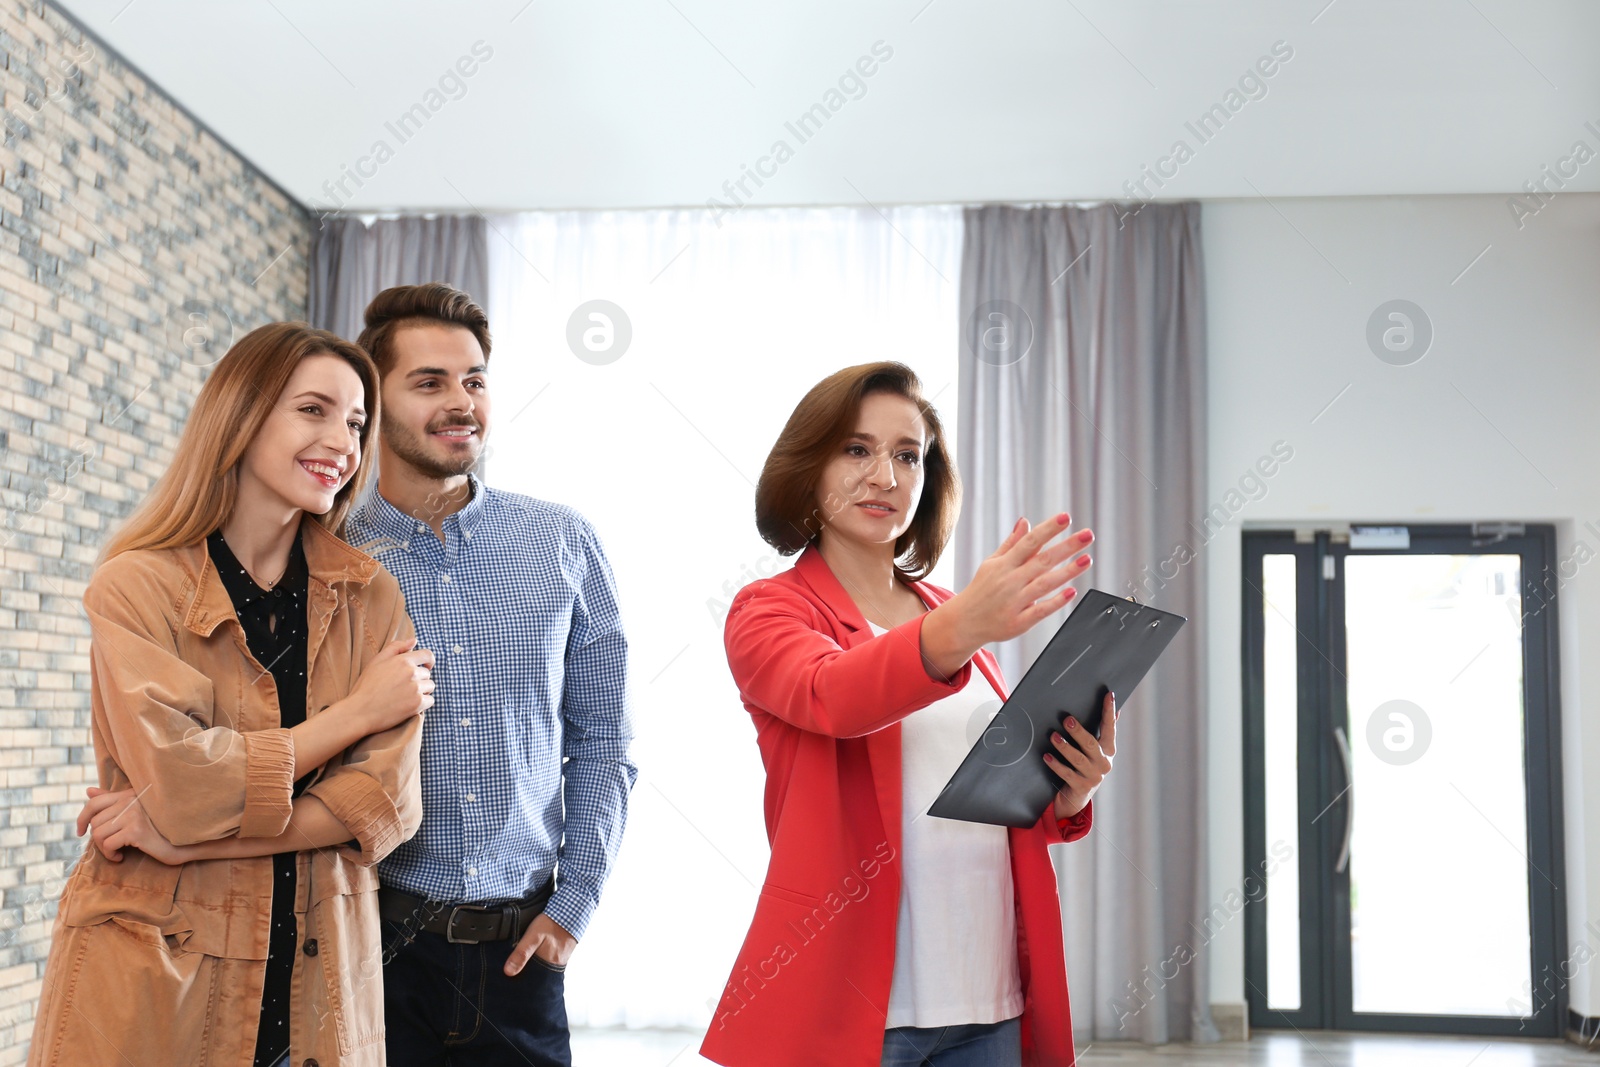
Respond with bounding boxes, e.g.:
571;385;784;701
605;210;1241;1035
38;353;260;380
956;202;1213;1045
308;214;490;341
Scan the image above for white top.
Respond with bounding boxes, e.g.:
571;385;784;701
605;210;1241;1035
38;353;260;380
868;619;1024;1029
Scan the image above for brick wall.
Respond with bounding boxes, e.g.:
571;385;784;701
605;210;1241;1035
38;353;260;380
0;2;311;1059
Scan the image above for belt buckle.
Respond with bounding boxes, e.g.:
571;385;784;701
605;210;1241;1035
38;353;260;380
445;902;495;944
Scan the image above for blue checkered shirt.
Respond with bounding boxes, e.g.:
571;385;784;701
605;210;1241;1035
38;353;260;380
346;472;636;939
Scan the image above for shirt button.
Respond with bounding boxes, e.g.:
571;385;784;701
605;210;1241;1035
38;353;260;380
416;524;426;532
464;531;471;539
459;717;471;727
303;938;318;957
466;792;476;802
468;867;477;877
452;645;463;654
441;574;451;583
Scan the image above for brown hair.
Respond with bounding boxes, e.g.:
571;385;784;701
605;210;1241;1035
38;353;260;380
97;322;381;563
755;361;960;582
356;282;491;376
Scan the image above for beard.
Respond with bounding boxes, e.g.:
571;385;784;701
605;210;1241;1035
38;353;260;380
386;419;482;480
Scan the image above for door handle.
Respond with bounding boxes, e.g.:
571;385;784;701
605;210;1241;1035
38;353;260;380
1332;725;1354;874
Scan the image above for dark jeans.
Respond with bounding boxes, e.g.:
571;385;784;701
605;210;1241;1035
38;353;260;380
382;923;571;1067
881;1016;1023;1067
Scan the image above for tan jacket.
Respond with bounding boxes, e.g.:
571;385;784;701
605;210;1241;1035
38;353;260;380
28;515;423;1067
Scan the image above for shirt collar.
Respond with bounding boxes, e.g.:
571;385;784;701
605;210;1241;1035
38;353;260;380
793;541;942;633
352;471;489;552
455;471;489;537
182;514;378;636
207;525;307;611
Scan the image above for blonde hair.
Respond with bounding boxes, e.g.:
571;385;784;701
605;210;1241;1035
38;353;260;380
97;322;381;564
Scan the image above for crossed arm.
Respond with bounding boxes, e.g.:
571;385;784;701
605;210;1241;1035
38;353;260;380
78;564;423;867
77;786;353;864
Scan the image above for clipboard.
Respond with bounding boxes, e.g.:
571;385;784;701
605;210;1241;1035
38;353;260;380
926;589;1187;829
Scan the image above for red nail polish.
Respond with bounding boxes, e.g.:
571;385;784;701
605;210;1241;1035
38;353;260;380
1057;514;1069;525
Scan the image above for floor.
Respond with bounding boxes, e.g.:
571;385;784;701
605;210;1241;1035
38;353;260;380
568;1028;1598;1066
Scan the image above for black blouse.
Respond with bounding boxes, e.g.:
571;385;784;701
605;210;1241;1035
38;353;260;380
206;528;313;1067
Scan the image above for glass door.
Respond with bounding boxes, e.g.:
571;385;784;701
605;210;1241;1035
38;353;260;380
1243;525;1566;1037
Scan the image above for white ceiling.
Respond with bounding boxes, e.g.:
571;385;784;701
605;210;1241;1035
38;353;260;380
56;0;1600;212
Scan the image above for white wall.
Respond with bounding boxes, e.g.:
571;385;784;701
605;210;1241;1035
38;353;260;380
1201;192;1600;1020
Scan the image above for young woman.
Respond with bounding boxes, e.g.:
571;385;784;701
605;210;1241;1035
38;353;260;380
700;362;1117;1067
27;323;435;1067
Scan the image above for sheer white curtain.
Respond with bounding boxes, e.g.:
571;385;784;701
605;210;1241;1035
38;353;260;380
485;205;963;1029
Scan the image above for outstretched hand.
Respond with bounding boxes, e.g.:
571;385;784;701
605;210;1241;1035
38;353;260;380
956;514;1095;647
920;513;1094;682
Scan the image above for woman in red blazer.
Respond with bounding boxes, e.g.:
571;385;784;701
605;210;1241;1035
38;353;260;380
701;362;1117;1067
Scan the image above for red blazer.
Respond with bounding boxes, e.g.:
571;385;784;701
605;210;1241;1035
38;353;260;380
700;543;1092;1067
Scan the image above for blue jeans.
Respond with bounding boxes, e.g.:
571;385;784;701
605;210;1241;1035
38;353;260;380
881;1016;1022;1067
382;924;571;1067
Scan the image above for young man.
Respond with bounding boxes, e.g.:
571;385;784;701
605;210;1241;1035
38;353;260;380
346;283;636;1067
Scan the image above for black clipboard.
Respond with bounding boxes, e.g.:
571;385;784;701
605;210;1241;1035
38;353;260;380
926;589;1187;828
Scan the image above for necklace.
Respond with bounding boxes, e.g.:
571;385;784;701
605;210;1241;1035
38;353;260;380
219;530;289;590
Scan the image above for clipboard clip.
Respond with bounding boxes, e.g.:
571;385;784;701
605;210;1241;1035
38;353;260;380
1110;593;1163;629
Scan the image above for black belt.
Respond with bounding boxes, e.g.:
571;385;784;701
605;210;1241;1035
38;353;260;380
378;877;554;945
